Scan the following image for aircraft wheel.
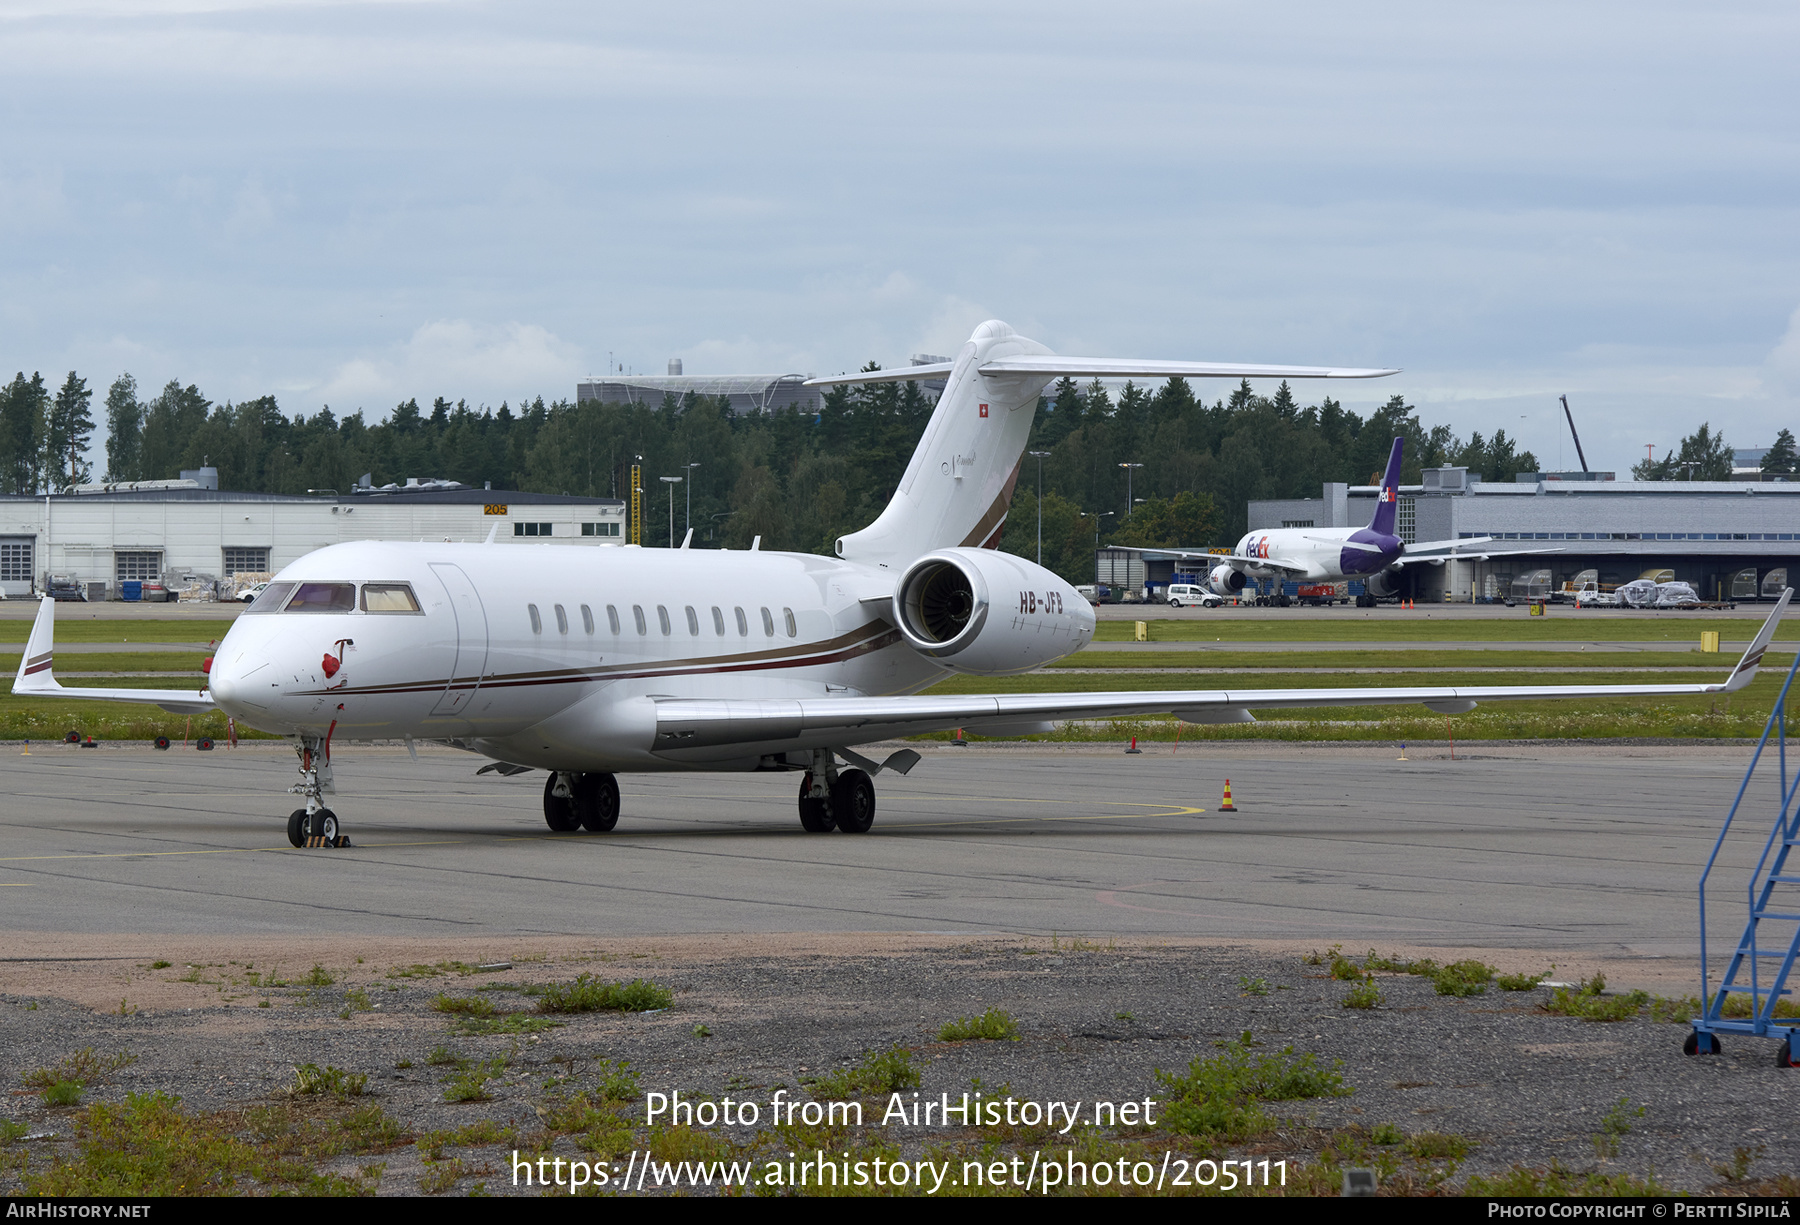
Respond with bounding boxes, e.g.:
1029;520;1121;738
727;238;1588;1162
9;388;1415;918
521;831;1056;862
575;772;620;832
1682;1029;1721;1056
309;808;339;842
287;809;308;848
797;776;834;832
543;773;581;832
831;769;876;834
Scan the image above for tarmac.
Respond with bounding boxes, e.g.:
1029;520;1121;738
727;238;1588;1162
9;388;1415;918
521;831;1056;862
0;740;1771;987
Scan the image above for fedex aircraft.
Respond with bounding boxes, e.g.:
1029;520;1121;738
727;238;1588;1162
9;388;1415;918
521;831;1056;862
1204;437;1553;606
13;321;1790;847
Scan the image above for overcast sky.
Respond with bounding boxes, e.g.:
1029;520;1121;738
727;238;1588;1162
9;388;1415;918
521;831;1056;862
2;0;1796;474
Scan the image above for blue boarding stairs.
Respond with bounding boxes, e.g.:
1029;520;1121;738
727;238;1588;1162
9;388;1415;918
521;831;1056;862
1692;588;1800;1063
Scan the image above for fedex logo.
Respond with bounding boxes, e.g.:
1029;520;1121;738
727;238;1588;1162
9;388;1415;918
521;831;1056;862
1249;537;1271;559
1380;487;1394;503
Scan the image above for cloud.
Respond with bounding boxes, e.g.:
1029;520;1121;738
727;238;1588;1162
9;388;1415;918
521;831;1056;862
312;320;582;414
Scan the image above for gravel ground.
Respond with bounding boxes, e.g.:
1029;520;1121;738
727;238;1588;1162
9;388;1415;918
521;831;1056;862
0;936;1791;1196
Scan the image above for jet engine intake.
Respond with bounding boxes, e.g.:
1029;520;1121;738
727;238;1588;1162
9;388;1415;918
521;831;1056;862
1209;564;1247;596
892;548;1093;675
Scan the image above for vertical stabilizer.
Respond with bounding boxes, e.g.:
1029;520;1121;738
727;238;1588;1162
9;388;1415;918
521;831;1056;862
834;321;1053;567
1366;437;1405;537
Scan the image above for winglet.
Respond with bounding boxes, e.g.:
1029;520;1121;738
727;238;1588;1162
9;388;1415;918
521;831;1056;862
484;523;500;544
1722;587;1793;692
14;596;60;695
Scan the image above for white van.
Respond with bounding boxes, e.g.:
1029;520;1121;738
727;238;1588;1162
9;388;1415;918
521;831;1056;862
1165;584;1221;608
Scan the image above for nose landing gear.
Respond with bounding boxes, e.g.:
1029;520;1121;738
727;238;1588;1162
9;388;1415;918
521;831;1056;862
286;735;350;848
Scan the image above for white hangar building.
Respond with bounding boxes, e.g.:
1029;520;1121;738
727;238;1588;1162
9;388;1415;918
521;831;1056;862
0;480;627;600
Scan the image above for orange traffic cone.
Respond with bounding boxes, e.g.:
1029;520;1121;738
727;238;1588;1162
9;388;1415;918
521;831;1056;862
1219;779;1237;811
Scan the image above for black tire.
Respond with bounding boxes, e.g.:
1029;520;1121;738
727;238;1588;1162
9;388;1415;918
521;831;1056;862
798;776;834;832
543;774;581;832
1683;1029;1721;1056
575;772;620;832
831;769;876;834
309;808;339;842
196;737;213;751
287;809;307;848
154;736;171;751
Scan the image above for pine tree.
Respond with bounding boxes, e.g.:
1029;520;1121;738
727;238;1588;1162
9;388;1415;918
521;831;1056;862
46;372;95;488
1761;428;1797;476
104;374;142;481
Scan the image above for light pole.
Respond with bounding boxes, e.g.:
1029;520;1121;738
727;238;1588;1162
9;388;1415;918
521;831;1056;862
660;476;682;547
1119;462;1143;517
1081;510;1116;547
709;510;736;543
1027;450;1050;566
682;462;700;535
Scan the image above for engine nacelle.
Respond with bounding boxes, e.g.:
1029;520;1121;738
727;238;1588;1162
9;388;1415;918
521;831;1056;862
1208;564;1248;596
1365;568;1402;599
892;548;1095;675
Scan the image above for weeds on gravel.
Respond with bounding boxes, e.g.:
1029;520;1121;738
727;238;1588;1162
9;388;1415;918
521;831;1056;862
938;1008;1020;1041
1714;1144;1763;1183
1592;1097;1644;1159
41;1081;82;1107
303;964;335;988
24;1091;385;1196
1372;1122;1403;1145
1496;971;1548;992
1432;960;1495;997
286;1064;368;1098
418;1156;466;1193
597;1060;640;1102
1543;976;1650;1022
433;993;495;1017
808;1046;922;1099
1342;979;1383;1010
1653;992;1800;1023
1463;1161;1670;1197
1157;1032;1351;1142
1238;976;1272;996
0;1120;27;1144
444;1057;507;1104
389;960;478;979
24;1049;137;1091
536;976;672;1014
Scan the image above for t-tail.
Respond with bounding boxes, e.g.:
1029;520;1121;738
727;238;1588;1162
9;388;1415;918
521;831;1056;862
1366;437;1405;538
804;322;1401;569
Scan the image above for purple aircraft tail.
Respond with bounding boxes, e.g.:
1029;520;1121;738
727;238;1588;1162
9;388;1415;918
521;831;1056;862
1366;437;1404;537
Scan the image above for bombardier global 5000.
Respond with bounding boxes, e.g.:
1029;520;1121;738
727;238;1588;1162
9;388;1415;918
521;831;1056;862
13;321;1791;845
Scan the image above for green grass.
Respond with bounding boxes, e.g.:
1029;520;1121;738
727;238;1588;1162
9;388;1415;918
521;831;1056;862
286;1065;368;1098
1343;979;1383;1009
1091;616;1791;644
1462;1161;1670;1197
0;618;239;644
1056;648;1771;670
1542;975;1651;1022
0;694;275;741
937;1008;1020;1041
535;976;672;1015
24;1049;138;1090
0;651;210;673
932;667;1727;695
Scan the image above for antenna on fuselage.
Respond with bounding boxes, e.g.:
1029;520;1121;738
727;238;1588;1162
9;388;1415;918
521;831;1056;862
751;536;761;551
679;528;692;550
483;523;500;545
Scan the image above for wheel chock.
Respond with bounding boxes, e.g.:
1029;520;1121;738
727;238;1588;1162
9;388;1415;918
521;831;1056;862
80;736;98;748
303;835;352;849
154;736;171;750
196;737;214;751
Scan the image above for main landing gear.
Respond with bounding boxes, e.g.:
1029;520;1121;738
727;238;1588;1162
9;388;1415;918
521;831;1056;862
797;750;876;835
543;771;621;833
286;734;349;848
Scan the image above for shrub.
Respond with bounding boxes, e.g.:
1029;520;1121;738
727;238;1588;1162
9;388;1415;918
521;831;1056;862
536;976;672;1015
938;1008;1020;1041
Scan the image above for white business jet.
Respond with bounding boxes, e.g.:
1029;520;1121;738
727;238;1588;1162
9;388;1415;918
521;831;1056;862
12;320;1791;846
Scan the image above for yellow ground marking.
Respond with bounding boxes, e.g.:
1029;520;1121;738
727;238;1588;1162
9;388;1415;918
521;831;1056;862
0;840;470;863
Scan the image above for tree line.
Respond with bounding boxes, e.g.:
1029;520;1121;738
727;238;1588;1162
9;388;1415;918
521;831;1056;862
0;363;1563;582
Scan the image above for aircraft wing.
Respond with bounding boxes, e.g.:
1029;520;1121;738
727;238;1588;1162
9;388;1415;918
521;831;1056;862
1397;538;1562;566
1210;552;1311;575
11;597;215;715
806;358;1400;388
648;591;1791;755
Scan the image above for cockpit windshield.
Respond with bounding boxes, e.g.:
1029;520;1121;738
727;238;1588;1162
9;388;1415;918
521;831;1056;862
244;580;423;614
284;582;357;613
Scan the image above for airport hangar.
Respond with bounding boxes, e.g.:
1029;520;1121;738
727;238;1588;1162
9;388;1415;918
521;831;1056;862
0;471;627;600
1096;467;1798;603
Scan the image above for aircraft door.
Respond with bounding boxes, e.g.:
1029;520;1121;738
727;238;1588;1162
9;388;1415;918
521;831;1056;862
429;562;490;717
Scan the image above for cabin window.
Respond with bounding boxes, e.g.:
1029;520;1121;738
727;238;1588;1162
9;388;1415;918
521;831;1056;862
656;605;671;635
581;604;595;634
607;604;620;634
360;583;422;613
632;605;647;635
711;606;725;636
783;607;797;637
554;604;568;634
760;607;775;636
528;604;542;634
685;605;699;635
285;582;356;613
734;606;748;636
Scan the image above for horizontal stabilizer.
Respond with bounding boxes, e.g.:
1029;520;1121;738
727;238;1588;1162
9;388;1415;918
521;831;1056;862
806;358;1397;388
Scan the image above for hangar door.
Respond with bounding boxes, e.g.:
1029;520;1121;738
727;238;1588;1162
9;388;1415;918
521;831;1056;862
0;537;33;598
